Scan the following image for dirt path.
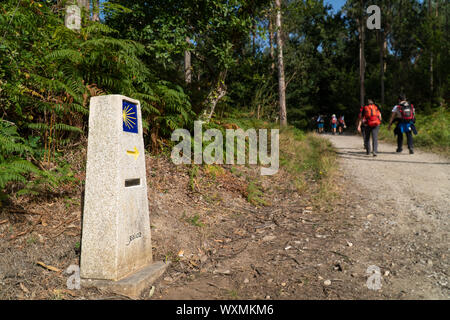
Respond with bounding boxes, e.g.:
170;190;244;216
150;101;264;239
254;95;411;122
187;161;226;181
151;134;449;300
1;134;448;300
324;133;449;299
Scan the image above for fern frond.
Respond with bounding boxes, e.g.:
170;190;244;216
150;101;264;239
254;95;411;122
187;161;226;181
53;123;83;133
0;159;39;189
84;23;119;36
0;134;30;154
46;49;83;64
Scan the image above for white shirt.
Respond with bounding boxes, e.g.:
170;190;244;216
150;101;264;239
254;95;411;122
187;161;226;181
391;102;405;119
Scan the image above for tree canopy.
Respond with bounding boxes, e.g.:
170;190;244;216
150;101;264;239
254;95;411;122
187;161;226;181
0;0;448;200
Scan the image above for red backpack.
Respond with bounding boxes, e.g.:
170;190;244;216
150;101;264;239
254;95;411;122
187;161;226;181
397;102;415;122
363;104;381;127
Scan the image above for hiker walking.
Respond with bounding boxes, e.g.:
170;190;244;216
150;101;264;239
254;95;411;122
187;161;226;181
357;105;367;146
330;114;338;135
317;114;325;134
338;115;346;135
357;99;382;156
388;94;416;154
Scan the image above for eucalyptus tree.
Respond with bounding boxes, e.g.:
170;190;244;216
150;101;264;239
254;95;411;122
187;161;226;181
104;0;269;121
275;0;287;126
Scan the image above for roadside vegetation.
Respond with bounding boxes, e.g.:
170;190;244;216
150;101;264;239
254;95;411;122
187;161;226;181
218;117;338;207
279;128;338;205
0;0;448;301
0;0;448;206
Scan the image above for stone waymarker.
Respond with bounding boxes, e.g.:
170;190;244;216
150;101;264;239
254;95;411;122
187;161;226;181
80;95;168;298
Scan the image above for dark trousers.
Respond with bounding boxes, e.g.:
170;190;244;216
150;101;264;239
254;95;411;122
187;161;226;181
396;128;414;151
363;125;379;154
361;126;366;146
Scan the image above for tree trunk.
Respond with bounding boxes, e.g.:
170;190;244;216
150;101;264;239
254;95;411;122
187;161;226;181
379;30;385;105
204;71;227;121
184;37;192;84
429;0;434;100
252;23;256;57
269;15;275;74
435;0;441;97
64;1;89;14
77;0;89;11
92;0;100;22
64;1;89;10
383;36;387;73
381;0;391;104
358;0;365;107
275;0;287;127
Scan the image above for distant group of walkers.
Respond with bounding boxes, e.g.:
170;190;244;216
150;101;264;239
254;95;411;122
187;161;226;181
357;94;417;157
312;94;417;156
315;114;346;135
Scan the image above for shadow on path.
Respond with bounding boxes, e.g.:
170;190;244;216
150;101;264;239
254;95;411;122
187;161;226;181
335;151;450;166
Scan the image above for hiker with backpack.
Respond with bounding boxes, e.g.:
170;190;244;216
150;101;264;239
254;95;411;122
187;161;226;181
330;114;338;135
317;114;325;134
388;94;417;154
357;99;382;157
338;115;346;135
357;106;367;145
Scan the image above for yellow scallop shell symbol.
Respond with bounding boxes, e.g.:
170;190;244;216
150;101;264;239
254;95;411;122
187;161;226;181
123;105;137;129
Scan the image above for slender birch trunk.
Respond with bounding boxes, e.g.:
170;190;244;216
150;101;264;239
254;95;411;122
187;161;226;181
379;30;385;105
92;0;100;22
275;0;287;127
429;0;434;99
359;0;366;107
185;37;192;84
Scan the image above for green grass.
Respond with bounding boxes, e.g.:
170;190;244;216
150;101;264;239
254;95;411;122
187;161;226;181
190;116;339;208
218;114;279;131
279;126;338;204
204;164;224;179
164;251;181;263
246;180;270;206
189;165;199;191
379;106;450;157
188;214;205;227
280;127;336;181
182;212;205;228
227;289;240;299
26;235;37;245
63;196;79;209
230;166;242;177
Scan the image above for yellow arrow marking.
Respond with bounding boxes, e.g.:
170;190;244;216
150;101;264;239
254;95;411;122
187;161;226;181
126;146;139;160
